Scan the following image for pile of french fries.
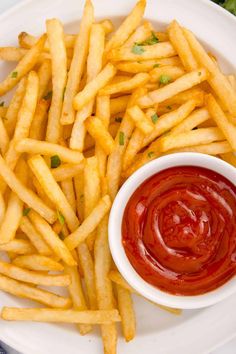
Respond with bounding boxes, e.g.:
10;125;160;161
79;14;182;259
0;0;236;352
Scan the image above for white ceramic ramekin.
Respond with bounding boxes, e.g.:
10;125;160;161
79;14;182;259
108;152;236;309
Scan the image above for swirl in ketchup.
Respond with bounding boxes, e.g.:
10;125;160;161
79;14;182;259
122;166;236;296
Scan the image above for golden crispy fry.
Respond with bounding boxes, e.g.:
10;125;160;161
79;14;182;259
108;42;176;62
138;68;208;108
169;141;231;155
160;87;204;107
1;307;121;324
46;19;67;143
116;57;181;73
73;63;116;111
105;0;146;52
84;157;101;250
20;217;52;256
0;239;35;255
74;171;84;221
123;21;153;47
0;117;9;155
206;94;236;150
0;35;46;96
0;275;71;308
61;0;94;125
37;59;52;100
16;139;84;164
29;210;76;266
4;78;27;137
159;127;225;152
0;47;28;61
65;195;111;250
0;154;56;223
100;73;149;96
171;108;210;134
127;105;153;135
116;284;136;342
13;255;64;272
28;155;79;231
61;178;77;213
85;117;115;155
51;162;84;182
99;19;114;34
29;99;49;140
110;96;130;116
183;28;236;116
221;152;236;167
0;260;70;287
167;21;198;71
18;31;75;50
149;65;185;83
95;215;117;354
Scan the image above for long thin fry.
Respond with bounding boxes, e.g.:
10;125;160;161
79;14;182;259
0;117;9;155
0;240;35;255
13;255;64;272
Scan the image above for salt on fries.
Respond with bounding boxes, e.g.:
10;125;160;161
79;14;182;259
0;0;236;353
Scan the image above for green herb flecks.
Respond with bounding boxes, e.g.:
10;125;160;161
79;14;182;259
119;131;125;145
50;155;61;169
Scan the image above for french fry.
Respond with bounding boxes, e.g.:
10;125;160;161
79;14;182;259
18;31;75;50
37;59;52;100
84;157;101;250
73;63;116;111
61;0;94;125
123;21;153;47
109;270;182;315
127;105;153;135
28;155;79;231
0;34;46;96
100;73;149;96
51;162;84;182
167;21;198;71
0;193;5;224
221;152;236;167
16;139;84;164
110;96;130;116
74;171;84;221
29;99;49;140
206;94;236;150
169;141;231;155
29;210;76;266
149;65;185;83
0;47;28;61
0;239;35;255
0;116;9;155
46;19;67;143
64;265;92;335
0;154;56;224
13;255;64;272
85;117;115;155
107;88;146;200
95;95;110;177
95;215;117;354
0;275;71;308
116;284;136;342
100;19;114;34
138;68;208;108
69;25;106;150
4;77;27;137
65;195;111;250
1;307;121;324
116;57;181;74
183;28;236;116
105;0;146;52
228;75;236;93
61;178;77;212
107;42;176;62
159;127;225;152
0;106;8;118
123;108;156;170
160;87;204;107
171;108;210;134
0;260;70;287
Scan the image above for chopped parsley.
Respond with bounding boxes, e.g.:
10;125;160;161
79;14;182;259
50;155;61;169
23;208;31;216
151;113;158;124
43;91;52;100
0;102;4;107
140;32;159;46
131;43;145;55
11;71;18;78
153;63;160;68
148;151;155;158
115;117;122;123
159;75;171;85
57;210;65;225
119;131;125;145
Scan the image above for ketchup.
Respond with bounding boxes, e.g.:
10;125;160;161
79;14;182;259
122;166;236;296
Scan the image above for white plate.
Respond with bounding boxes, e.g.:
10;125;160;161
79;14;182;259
0;0;236;353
